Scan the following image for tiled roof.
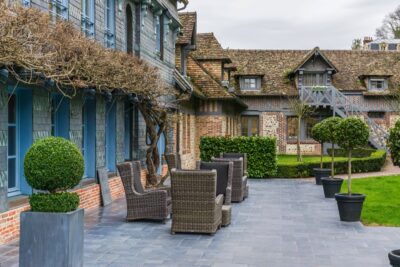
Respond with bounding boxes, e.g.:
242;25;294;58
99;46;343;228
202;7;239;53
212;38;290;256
177;12;196;45
227;48;400;96
191;33;232;63
187;56;247;107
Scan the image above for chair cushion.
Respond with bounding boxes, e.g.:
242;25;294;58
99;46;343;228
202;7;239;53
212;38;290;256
199;162;230;197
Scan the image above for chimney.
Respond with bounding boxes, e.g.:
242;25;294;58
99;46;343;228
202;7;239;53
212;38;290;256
363;36;373;46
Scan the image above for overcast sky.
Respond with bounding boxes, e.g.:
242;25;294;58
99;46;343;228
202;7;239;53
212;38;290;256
184;0;399;50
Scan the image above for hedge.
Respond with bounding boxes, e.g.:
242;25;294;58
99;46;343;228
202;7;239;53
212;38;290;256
327;148;375;158
200;136;277;178
276;150;386;178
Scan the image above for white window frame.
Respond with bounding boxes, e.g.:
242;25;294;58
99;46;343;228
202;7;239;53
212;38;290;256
240;76;261;91
369;78;387;91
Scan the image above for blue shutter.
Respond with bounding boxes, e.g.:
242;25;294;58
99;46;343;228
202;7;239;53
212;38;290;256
105;0;116;48
18;89;33;195
156;130;165;175
21;0;30;7
106;102;116;172
84;98;96;178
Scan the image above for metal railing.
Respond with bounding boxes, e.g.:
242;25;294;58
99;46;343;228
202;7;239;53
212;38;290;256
300;86;388;149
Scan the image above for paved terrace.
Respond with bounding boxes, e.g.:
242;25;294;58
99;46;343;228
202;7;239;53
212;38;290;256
1;179;399;267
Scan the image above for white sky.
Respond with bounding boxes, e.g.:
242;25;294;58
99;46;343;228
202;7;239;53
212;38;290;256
184;0;399;50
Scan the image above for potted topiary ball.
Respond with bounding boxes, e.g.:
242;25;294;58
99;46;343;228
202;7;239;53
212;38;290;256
311;121;331;185
334;117;369;222
319;117;344;198
20;137;84;267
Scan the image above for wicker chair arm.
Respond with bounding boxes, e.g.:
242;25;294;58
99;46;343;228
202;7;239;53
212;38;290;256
225;187;232;205
128;189;167;203
215;194;224;207
145;186;171;197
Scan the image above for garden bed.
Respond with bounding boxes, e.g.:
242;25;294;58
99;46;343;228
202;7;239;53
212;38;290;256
276;150;386;178
341;175;400;226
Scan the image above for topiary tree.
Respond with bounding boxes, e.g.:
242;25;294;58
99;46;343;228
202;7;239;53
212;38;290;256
335;117;370;194
321;117;343;178
24;137;84;212
388;120;400;167
311;121;329;168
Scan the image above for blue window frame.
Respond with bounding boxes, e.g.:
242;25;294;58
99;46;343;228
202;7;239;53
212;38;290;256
105;101;116;172
50;0;69;20
154;13;164;59
124;102;133;160
82;98;96;178
21;0;30;7
157;132;165;175
7;87;33;196
82;0;95;37
51;94;70;139
105;0;116;48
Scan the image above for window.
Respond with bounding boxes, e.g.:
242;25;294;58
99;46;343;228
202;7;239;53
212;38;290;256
303;73;326;87
82;98;96;178
305;117;319;139
105;0;115;48
124;102;133;160
368;111;385;119
369;79;386;91
50;0;69;20
51;95;70;139
105;101;116;172
240;77;260;90
8;94;17;195
241;116;259;136
126;5;134;55
82;0;95;37
287;116;298;140
154;14;164;59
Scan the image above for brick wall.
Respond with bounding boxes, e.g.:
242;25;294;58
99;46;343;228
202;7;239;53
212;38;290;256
0;165;168;245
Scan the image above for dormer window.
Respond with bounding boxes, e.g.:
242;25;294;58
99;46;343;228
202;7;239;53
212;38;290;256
369;78;387;91
239;76;261;91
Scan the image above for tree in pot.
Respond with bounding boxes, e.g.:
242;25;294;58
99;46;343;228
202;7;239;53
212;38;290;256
319;117;344;198
387;120;400;266
311;121;331;185
334;117;370;222
20;137;84;267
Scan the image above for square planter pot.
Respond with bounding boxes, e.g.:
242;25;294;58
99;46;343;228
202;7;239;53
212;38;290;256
19;209;84;267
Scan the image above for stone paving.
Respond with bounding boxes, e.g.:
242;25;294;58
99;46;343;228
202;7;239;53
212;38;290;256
1;179;399;267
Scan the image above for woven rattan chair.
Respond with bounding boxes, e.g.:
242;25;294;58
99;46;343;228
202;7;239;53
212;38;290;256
170;169;223;235
165;154;181;172
117;161;171;223
212;157;248;202
196;161;233;205
221;152;248;176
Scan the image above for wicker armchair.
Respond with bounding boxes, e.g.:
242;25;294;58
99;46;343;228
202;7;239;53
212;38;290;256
117;161;171;222
221;152;248;176
165;154;181;172
170;169;223;235
212;157;248;202
196;161;233;205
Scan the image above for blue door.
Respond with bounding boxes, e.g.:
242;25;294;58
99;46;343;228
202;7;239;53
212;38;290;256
106;101;116;172
82;98;96;178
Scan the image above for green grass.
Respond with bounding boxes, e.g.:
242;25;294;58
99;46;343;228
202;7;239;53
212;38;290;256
277;154;348;164
341;176;400;227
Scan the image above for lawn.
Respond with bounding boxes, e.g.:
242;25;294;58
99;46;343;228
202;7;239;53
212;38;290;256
341;175;400;227
277;154;348;164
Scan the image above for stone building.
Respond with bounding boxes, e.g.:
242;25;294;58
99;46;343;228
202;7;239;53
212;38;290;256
0;0;187;244
174;12;247;168
176;14;400;158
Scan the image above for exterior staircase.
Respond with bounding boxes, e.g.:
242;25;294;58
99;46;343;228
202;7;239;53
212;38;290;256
300;86;388;150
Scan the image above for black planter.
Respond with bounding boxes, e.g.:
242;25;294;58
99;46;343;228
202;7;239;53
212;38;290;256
313;168;331;185
335;193;366;222
19;209;84;267
389;250;400;267
321;177;343;198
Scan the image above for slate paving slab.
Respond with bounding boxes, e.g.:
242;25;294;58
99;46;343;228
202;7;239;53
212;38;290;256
0;179;399;267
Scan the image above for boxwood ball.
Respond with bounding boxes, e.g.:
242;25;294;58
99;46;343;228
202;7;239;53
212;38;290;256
24;137;84;192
